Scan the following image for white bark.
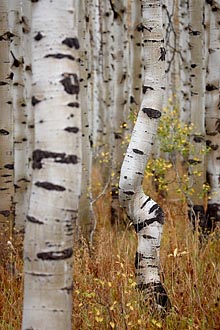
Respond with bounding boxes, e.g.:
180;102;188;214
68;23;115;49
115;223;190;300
188;0;206;228
21;0;33;220
205;1;220;230
0;0;13;237
22;1;81;329
78;0;95;243
8;0;28;231
119;0;169;310
179;0;191;124
109;0;127;223
129;0;142;115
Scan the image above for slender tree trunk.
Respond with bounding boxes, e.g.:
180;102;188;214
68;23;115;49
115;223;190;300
188;0;206;230
205;1;220;231
110;0;127;224
129;0;142;116
78;0;95;243
21;0;33;221
22;1;81;329
119;0;169;311
8;0;28;232
179;0;191;124
0;0;14;248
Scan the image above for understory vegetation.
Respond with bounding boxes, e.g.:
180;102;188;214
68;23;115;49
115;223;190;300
1;169;220;329
1;106;220;329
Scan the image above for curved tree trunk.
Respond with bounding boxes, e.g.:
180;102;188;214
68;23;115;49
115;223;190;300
119;0;169;311
22;1;81;329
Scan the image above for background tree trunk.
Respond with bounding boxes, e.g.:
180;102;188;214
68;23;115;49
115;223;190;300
187;0;206;230
0;0;14;252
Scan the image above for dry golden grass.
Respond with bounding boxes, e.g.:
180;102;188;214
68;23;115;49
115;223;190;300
1;167;220;329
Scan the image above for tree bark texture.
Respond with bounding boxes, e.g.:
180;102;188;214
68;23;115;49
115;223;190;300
119;0;169;311
22;1;81;329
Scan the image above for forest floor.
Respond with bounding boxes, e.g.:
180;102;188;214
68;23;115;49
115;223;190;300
0;166;220;329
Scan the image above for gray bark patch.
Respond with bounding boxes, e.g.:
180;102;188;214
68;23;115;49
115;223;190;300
60;73;80;95
37;248;73;260
62;37;80;49
32;149;78;169
142;108;161;118
35;181;66;191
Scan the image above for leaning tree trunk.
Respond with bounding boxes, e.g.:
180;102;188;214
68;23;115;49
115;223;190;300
119;0;169;311
205;1;220;232
22;1;81;329
188;0;206;231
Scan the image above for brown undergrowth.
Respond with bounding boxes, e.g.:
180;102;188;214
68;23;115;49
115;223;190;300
0;167;220;329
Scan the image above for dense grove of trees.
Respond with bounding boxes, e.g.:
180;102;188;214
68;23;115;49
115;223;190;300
0;0;220;329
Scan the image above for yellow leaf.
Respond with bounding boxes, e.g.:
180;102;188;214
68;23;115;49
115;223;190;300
110;322;115;328
151;318;162;328
173;247;178;257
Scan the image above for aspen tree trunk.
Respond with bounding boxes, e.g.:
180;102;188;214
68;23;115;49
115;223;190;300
119;0;169;311
8;0;28;232
179;0;191;124
205;1;220;231
110;0;127;224
188;0;206;230
129;0;142;116
90;0;103;149
0;0;13;246
78;0;95;243
100;0;113;180
20;0;33;216
22;1;81;329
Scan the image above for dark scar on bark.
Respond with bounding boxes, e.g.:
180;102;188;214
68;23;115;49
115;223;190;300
62;37;80;49
35;181;66;191
32;149;78;169
142;108;161;118
60;73;80;95
37;248;73;260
